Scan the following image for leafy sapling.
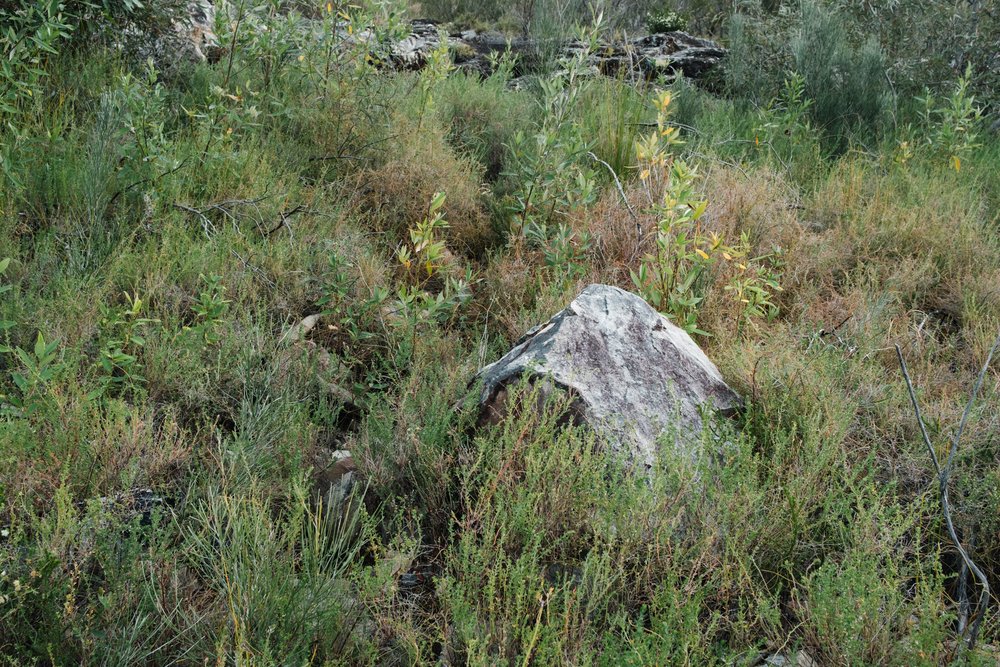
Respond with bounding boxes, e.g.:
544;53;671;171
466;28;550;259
188;274;230;345
93;292;159;398
395;193;472;327
1;332;63;418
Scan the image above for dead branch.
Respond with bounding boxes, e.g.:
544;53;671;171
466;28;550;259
264;204;308;239
173;193;277;238
587;151;643;261
587;151;638;223
895;331;1000;654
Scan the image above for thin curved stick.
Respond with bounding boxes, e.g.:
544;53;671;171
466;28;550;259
950;334;1000;465
896;333;1000;653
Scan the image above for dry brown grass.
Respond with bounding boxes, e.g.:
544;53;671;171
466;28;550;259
564;163;803;341
359;115;493;258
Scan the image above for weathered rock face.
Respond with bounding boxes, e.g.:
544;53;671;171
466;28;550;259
389;20;726;82
477;284;739;470
184;0;220;63
134;0;220;68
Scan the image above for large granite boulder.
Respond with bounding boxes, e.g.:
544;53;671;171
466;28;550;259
477;284;739;470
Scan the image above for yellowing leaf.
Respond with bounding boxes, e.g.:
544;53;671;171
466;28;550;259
691;200;708;219
695;248;709;260
951;155;961;172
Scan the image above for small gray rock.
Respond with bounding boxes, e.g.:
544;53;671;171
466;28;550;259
762;651;818;667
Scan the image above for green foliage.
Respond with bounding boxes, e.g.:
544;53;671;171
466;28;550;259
417;30;454;130
630;90;782;335
724;245;783;334
724;10;792;107
1;1;999;663
632;159;716;335
1;331;64;418
752;72;824;182
394;192;473;327
827;0;1000;110
316;253;388;366
793;2;889;146
575;77;648;179
178;482;373;663
530;220;592;283
504;21;601;247
0;1;73;124
917;65;983;172
727;2;892;150
187;274;230;345
115;63;175;175
0;257;14;339
438;69;532;180
795;542;955;665
646;7;688;33
93;293;158;398
398;191;450;280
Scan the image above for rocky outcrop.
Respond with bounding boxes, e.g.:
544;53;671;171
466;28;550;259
389;19;726;82
183;0;221;63
134;0;220;68
477;284;740;471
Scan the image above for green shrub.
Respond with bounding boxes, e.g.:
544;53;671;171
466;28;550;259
438;72;534;182
363;108;492;257
724;11;793;108
791;1;891;148
2;0;1000;662
575;77;648;180
726;2;892;150
646;7;688;33
176;483;371;664
0;1;73;135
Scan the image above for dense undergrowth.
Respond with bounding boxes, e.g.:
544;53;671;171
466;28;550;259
2;0;1000;664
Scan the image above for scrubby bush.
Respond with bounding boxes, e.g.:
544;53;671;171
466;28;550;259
790;1;890;147
726;1;891;149
361;113;493;257
438;71;534;181
646;7;688;33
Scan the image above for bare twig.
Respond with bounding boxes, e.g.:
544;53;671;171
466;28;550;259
957;530;972;635
230;249;276;289
689;150;751;181
172;203;216;238
713;137;792;174
173;193;277;238
895;332;1000;653
108;159;190;210
587;151;642;252
264;204;307;239
308;134;399;162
